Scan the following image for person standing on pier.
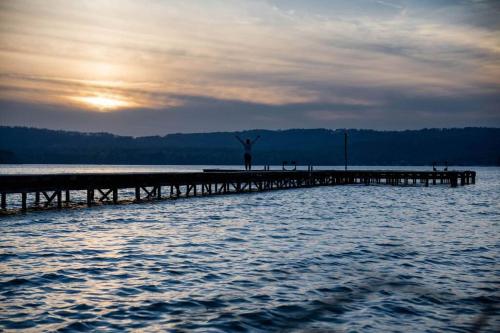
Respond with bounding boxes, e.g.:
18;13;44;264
235;135;260;171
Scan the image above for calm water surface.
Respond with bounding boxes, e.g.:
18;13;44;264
0;166;499;332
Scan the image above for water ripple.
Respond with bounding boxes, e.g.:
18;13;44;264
0;167;499;332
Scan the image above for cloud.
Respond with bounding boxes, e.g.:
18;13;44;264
1;89;498;136
0;0;498;133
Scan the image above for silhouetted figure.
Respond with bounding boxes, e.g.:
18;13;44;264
235;135;260;171
444;161;448;171
432;161;437;172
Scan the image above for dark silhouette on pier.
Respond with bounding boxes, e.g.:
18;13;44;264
235;135;260;170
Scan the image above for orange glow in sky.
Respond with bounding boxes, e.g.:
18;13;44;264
70;96;132;111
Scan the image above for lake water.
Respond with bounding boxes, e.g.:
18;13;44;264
0;165;499;332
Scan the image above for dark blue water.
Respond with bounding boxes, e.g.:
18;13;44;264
1;166;499;332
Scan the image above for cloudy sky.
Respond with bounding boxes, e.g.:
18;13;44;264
0;0;499;136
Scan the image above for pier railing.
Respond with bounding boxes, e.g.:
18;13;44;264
0;170;476;213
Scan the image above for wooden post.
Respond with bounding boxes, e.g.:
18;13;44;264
87;189;93;207
57;191;62;209
65;190;70;203
135;187;140;201
21;192;27;211
1;193;6;210
113;188;118;204
344;129;348;171
450;174;458;187
35;192;40;205
157;186;161;199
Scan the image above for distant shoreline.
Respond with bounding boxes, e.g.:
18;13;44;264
1;126;499;166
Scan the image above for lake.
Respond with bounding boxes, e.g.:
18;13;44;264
0;165;499;332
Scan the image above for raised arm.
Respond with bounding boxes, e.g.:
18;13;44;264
252;135;261;144
235;135;244;145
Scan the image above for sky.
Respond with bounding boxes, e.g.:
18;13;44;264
0;0;499;136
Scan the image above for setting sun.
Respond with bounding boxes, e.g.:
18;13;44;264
71;96;132;111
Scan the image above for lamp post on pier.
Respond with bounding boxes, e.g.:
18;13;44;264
344;129;348;171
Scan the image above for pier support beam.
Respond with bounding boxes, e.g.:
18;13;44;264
113;188;118;204
450;174;458;188
57;191;62;209
1;193;6;210
21;192;27;212
87;189;94;207
97;189;114;202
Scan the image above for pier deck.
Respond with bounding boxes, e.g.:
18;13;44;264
0;169;476;214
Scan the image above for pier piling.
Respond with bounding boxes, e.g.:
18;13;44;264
21;192;27;211
2;193;6;210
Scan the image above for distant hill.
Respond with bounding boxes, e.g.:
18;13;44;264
1;126;499;166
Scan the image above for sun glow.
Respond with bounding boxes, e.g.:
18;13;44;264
71;95;132;111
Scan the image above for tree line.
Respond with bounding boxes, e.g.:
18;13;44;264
1;126;499;165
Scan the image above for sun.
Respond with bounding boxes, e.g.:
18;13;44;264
71;95;132;111
82;96;128;109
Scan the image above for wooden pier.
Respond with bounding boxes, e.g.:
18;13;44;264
0;170;476;214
